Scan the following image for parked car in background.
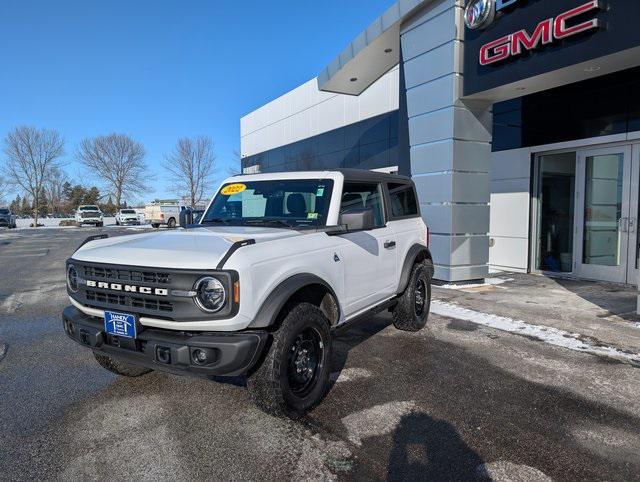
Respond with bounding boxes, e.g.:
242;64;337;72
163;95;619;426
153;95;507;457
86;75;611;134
74;205;103;227
144;202;182;229
0;208;17;228
115;209;140;226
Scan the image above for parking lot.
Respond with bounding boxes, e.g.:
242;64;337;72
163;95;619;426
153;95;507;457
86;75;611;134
2;227;640;481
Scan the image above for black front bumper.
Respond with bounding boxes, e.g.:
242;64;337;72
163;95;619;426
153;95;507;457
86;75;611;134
62;306;269;377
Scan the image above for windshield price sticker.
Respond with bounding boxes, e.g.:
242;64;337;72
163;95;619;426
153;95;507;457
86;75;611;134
316;187;325;197
307;212;319;220
221;183;247;196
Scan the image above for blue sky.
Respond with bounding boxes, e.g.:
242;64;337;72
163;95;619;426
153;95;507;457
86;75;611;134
0;0;394;203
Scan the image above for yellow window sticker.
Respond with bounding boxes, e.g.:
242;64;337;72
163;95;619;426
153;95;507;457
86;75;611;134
220;183;247;196
307;212;319;220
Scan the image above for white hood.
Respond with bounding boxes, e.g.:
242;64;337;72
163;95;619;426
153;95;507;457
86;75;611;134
72;226;304;269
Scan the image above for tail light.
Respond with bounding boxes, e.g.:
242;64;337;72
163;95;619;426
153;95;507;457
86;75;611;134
160;213;164;219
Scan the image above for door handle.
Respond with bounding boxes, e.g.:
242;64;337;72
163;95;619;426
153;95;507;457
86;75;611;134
384;241;396;249
630;218;637;234
619;217;629;233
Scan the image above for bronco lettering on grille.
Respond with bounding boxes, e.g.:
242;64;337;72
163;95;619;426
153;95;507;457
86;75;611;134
85;279;169;296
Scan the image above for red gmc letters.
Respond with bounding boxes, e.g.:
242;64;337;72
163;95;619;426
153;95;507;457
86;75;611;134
479;0;602;66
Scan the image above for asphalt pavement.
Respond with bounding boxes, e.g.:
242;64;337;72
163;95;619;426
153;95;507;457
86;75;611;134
1;227;640;481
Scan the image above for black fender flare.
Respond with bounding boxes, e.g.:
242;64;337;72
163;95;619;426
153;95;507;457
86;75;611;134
248;273;340;329
397;244;433;295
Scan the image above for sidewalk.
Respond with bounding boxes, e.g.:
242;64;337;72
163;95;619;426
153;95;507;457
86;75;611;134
432;273;640;362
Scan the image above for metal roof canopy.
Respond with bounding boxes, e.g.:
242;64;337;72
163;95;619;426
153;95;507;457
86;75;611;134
317;0;432;96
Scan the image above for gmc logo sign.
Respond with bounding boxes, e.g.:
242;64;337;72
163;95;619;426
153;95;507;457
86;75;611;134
479;0;602;66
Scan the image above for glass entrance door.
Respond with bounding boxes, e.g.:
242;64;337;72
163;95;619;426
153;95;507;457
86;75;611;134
627;145;640;285
574;146;632;283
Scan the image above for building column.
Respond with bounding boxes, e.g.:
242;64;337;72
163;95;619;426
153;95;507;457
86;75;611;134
400;0;491;282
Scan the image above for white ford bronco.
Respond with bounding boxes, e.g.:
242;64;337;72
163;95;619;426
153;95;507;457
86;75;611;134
63;169;433;417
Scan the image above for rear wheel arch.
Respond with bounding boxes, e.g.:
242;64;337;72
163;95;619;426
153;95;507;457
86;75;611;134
397;244;433;295
249;274;341;330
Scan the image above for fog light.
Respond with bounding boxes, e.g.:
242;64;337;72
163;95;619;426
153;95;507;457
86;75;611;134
156;346;171;364
192;348;209;366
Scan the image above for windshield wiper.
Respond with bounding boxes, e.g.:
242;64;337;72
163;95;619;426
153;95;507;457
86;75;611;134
243;218;294;228
202;218;231;225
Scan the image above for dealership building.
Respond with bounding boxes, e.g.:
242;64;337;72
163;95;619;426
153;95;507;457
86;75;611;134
241;0;640;284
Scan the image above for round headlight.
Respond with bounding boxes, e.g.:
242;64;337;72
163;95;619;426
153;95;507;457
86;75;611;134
194;277;226;313
67;264;79;293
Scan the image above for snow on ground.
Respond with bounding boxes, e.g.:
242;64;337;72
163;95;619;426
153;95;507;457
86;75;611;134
431;300;640;365
436;278;513;290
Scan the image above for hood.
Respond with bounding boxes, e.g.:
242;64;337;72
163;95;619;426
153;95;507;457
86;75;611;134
72;226;305;269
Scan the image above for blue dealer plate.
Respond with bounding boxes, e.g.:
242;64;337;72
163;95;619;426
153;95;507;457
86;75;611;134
104;311;137;339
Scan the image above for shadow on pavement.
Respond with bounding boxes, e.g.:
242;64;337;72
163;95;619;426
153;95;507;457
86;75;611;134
388;412;484;481
551;277;640;322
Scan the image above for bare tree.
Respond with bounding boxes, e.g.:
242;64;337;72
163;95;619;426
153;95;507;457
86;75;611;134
164;136;217;207
0;179;9;204
77;133;148;208
3;126;64;226
226;149;242;176
44;166;68;214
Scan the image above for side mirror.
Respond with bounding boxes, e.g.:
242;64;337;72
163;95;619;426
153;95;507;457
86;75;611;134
339;208;376;231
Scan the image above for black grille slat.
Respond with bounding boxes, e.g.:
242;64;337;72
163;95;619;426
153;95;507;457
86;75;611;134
86;290;174;312
83;266;171;284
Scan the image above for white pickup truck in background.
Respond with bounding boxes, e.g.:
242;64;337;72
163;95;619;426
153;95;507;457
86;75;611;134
144;202;182;229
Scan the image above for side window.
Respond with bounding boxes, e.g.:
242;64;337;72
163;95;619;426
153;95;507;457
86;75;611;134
388;183;418;218
341;182;385;228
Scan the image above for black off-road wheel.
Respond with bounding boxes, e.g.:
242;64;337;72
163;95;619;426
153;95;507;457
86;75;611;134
152;223;160;229
247;303;332;418
93;352;152;377
167;218;176;229
393;260;432;332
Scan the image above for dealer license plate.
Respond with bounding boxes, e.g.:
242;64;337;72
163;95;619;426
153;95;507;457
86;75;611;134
104;311;137;339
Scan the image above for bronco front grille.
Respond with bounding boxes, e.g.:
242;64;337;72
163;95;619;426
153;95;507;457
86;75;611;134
86;290;174;312
81;212;100;218
82;266;171;285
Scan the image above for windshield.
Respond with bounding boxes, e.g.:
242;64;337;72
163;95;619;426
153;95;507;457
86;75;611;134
121;209;136;214
202;179;333;228
80;206;99;211
0;209;9;215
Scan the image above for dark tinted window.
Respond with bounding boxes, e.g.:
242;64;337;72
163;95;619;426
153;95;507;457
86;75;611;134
388;183;418;218
242;111;404;175
340;182;385;228
493;66;640;152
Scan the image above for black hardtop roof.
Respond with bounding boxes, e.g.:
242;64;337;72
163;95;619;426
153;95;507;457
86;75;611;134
334;168;412;184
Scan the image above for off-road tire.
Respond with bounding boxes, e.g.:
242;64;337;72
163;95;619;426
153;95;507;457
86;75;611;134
247;303;332;418
167;218;176;229
393;260;432;332
93;352;152;377
96;222;103;227
152;223;160;229
116;220;120;226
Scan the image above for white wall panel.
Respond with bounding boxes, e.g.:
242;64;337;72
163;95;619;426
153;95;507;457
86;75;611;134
241;67;400;158
488;148;532;272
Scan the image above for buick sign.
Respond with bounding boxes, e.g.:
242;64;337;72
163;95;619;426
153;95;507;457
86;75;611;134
465;0;523;30
465;0;496;30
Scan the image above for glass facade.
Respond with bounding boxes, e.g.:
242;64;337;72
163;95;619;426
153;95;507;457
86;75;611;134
493;67;640;152
241;111;401;174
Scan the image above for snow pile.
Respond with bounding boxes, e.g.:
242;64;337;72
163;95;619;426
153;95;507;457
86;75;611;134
436;278;513;290
431;300;640;365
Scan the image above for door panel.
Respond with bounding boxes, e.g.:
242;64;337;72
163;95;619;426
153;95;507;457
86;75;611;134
627;145;640;285
575;146;631;283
